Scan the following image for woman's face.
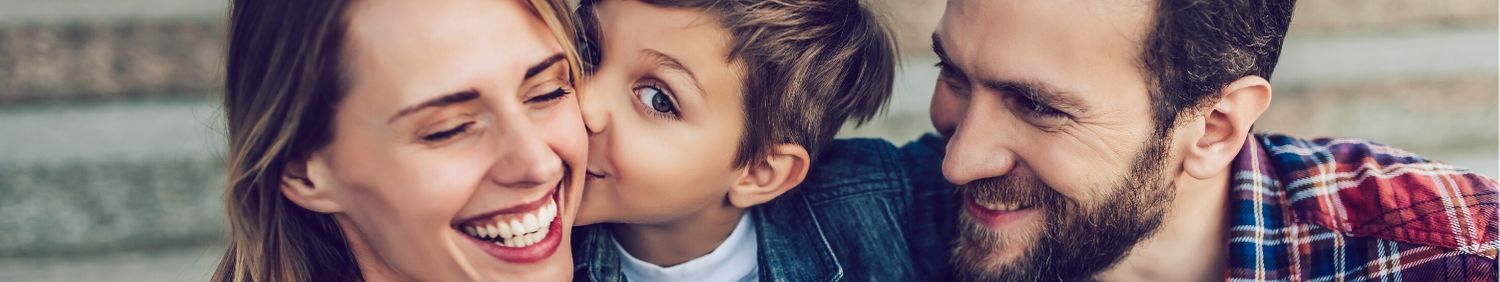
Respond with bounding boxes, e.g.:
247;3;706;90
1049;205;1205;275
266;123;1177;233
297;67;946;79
295;0;585;280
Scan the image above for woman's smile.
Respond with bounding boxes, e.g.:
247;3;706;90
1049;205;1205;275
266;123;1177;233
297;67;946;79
455;178;567;263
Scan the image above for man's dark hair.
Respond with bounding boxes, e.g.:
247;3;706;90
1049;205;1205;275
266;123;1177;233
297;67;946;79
578;0;897;167
1141;0;1297;134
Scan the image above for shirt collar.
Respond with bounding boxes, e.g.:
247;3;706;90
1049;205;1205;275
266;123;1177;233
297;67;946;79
614;213;760;282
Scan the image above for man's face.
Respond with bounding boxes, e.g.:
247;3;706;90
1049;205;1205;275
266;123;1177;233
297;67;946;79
931;0;1185;280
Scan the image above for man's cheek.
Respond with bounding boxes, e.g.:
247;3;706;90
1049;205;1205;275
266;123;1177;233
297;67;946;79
930;89;965;137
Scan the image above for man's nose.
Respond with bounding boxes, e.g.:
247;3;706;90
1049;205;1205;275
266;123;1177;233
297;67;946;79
941;96;1018;185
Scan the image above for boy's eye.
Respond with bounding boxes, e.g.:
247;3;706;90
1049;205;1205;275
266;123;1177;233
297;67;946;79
635;85;679;117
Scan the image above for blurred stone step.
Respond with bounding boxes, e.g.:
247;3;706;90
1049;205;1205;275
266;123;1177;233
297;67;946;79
0;97;225;256
0;0;224;103
0;243;220;282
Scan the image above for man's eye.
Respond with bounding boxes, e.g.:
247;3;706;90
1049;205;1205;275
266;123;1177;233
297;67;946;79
635;85;679;118
934;62;967;91
1012;96;1065;118
421;121;475;142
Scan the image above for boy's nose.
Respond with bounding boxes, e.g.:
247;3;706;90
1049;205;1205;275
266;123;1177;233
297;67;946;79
579;82;610;135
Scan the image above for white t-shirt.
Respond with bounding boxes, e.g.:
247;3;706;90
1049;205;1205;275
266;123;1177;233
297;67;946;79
614;213;759;282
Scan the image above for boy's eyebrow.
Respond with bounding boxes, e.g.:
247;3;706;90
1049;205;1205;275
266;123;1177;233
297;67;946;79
640;49;708;99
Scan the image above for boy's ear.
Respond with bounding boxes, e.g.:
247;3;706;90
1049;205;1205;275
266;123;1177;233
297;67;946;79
280;152;344;213
728;144;811;208
1183;75;1272;180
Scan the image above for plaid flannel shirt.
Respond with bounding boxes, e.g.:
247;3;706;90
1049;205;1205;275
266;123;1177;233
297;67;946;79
1226;133;1499;281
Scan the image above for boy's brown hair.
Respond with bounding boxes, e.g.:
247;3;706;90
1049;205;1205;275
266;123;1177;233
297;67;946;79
578;0;897;168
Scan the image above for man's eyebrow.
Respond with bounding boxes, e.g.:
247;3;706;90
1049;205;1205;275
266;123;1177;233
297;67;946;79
932;33;950;63
932;33;965;79
640;49;707;99
526;54;568;79
933;33;1087;114
387;90;480;124
979;79;1091;114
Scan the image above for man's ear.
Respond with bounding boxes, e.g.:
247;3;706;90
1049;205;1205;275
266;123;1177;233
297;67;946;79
280;152;343;213
1184;75;1273;179
727;144;811;208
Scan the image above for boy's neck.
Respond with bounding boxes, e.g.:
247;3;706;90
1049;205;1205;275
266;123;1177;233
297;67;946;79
610;204;748;267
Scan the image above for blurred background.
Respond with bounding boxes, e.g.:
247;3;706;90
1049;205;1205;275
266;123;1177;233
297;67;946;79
0;0;1495;281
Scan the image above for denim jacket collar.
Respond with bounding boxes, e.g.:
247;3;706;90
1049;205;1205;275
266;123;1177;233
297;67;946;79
573;223;625;282
751;192;844;281
573;197;844;282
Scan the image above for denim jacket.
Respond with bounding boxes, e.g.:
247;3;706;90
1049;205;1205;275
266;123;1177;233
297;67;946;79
572;134;956;282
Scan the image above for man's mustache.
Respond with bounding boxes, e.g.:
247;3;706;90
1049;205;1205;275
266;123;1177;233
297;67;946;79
957;173;1067;212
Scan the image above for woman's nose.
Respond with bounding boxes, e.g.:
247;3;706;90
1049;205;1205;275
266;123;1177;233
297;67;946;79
487;119;564;189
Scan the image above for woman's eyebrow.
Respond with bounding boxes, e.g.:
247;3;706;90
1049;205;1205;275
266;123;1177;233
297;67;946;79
525;54;567;79
388;90;479;124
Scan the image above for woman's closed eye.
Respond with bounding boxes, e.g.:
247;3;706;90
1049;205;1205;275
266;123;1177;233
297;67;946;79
633;80;680;119
421;121;476;143
527;87;572;104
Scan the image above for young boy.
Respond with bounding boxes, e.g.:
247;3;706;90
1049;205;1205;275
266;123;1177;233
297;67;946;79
570;0;954;281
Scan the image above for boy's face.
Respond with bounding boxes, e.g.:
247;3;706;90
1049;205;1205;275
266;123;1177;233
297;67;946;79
575;0;748;225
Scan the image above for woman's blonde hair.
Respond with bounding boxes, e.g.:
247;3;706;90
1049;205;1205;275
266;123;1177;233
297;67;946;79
214;0;580;281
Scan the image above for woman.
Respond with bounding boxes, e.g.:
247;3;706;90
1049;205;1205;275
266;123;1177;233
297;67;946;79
214;0;586;280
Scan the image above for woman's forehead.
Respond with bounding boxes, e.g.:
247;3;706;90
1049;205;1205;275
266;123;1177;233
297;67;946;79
341;0;563;102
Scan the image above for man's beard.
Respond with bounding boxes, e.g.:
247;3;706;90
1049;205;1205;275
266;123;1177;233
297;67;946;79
950;135;1176;282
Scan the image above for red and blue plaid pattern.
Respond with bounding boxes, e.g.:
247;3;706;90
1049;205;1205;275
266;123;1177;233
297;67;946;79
1226;133;1498;281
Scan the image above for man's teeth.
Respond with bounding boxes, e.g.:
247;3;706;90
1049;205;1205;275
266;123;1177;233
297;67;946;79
461;198;558;247
978;201;1024;211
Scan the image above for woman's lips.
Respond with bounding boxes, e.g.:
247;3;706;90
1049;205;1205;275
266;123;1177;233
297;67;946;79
459;198;557;247
453;182;566;264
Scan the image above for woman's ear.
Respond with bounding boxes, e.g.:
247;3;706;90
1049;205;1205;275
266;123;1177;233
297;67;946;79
727;144;811;208
1183;75;1272;179
280;152;344;213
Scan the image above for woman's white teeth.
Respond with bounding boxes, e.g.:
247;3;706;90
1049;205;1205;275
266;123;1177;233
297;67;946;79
497;221;514;238
461;198;558;247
